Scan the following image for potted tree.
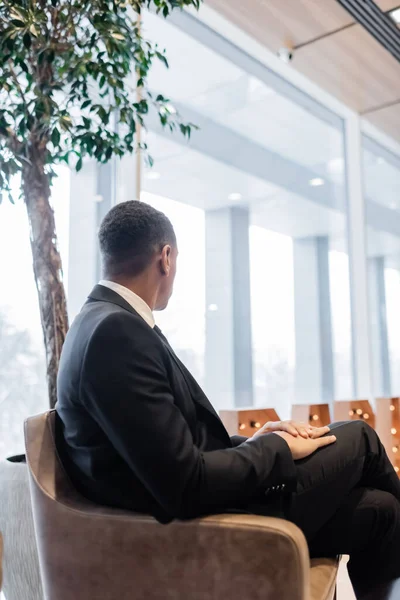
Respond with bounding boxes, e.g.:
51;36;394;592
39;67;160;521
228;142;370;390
0;1;201;597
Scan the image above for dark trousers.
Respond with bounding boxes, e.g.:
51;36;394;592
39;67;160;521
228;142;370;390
287;421;400;599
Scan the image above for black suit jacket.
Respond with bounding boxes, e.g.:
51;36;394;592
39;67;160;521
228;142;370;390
56;285;297;523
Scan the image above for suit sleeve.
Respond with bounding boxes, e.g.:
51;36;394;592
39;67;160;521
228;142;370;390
82;313;297;519
230;435;248;447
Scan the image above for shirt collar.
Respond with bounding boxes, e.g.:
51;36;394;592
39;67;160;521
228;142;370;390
98;280;155;329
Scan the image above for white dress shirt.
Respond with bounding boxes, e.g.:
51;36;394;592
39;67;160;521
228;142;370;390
99;280;155;329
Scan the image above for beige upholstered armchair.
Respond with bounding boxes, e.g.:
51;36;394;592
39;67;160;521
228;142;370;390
25;411;339;600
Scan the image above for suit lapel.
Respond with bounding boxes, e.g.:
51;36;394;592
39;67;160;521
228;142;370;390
154;327;222;424
88;286;225;430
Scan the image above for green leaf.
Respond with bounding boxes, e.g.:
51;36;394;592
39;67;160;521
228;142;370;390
23;33;31;49
60;153;70;164
97;106;109;124
76;157;83;172
99;74;106;88
11;19;25;28
128;118;136;134
105;146;113;161
94;141;104;160
156;52;169;69
35;100;46;118
179;124;189;137
17;117;26;135
82;117;91;129
59;115;72;131
19;60;29;74
81;100;91;109
51;127;60;147
10;8;25;21
83;135;94;154
6;38;15;52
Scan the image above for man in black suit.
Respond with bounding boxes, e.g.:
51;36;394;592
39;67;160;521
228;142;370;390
57;200;400;599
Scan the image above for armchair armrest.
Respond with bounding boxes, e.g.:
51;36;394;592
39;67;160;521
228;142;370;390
177;513;310;600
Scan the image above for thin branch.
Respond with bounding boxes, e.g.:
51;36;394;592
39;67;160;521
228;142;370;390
9;66;29;109
0;127;22;154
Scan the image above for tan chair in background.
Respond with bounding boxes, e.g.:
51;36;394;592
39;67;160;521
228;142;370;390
25;411;338;600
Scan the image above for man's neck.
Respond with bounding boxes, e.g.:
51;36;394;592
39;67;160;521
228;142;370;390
103;275;157;310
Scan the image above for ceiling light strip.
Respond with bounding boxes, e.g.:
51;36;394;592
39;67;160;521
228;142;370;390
346;0;400;56
337;0;400;63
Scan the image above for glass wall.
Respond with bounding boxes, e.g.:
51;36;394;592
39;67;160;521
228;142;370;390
250;227;295;418
364;137;400;398
139;9;354;413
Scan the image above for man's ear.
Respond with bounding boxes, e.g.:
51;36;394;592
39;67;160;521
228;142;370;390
160;245;171;276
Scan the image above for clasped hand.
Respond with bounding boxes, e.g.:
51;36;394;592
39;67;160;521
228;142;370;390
252;420;336;460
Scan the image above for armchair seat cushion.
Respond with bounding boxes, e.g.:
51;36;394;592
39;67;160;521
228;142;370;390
310;558;339;600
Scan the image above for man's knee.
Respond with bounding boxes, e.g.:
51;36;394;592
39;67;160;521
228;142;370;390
329;419;383;461
331;419;377;440
336;419;373;432
363;491;400;537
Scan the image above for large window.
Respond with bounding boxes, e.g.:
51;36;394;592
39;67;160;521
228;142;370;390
250;227;295;419
139;9;354;412
364;137;400;398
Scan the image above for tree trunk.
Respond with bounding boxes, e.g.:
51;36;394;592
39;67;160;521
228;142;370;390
22;149;69;409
